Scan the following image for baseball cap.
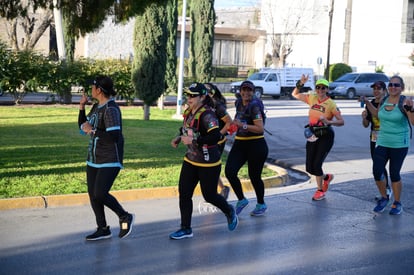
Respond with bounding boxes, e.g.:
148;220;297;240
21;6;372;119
185;83;208;96
90;76;116;96
315;79;329;87
370;81;386;90
240;80;255;90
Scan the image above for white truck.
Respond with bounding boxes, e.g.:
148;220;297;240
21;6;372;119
231;67;315;99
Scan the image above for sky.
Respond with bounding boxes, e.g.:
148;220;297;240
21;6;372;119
214;0;260;9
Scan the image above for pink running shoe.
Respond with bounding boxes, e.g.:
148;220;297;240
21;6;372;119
322;174;334;192
312;190;325;201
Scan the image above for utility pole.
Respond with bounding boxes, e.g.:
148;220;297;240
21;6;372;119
326;0;334;80
175;0;187;118
53;0;65;60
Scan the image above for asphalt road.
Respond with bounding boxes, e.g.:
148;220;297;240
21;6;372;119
1;98;413;274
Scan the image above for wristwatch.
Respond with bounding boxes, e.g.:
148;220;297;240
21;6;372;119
242;123;248;130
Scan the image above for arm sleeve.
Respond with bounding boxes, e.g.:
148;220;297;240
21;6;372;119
78;110;87;128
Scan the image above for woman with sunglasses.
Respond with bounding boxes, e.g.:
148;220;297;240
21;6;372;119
361;81;391;200
169;83;238;240
293;76;344;201
363;75;414;215
78;75;134;241
204;83;232;199
225;80;269;216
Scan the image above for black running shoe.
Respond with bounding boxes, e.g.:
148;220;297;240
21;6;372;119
119;213;135;239
86;226;112;241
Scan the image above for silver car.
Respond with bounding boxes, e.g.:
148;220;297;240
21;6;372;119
328;73;389;99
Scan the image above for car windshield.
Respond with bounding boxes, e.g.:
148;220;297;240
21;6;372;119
335;74;358;82
248;73;267;81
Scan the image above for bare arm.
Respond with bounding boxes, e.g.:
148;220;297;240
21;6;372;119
292;74;309;103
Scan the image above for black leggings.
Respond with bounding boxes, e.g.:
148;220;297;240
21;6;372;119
305;130;334;176
87;166;128;228
178;161;231;229
225;138;268;204
370;141;388;184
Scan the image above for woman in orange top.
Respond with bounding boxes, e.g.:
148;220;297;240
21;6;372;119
292;76;344;201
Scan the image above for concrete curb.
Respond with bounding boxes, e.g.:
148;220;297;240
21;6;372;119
0;163;287;210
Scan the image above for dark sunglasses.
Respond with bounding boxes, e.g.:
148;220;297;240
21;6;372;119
388;83;401;88
186;94;199;98
315;86;327;90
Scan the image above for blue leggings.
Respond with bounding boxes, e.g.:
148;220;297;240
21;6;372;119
373;146;408;182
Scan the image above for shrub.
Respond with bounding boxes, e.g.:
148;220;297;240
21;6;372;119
329;63;353;82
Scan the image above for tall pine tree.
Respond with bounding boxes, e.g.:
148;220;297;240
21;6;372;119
165;0;178;95
189;0;215;82
132;2;168;120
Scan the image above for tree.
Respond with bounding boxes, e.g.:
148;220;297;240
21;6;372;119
188;0;215;82
132;3;168;120
0;0;168;52
165;0;178;95
262;0;317;68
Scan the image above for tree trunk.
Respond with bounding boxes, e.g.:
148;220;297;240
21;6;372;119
143;104;151;120
157;94;164;110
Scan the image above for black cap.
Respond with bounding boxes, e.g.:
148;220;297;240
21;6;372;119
370;81;386;90
240;80;255;90
186;83;208;96
91;75;116;96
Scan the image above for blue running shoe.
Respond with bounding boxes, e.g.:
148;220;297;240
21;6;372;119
373;197;389;213
389;201;402;215
169;228;193;240
227;205;238;231
250;203;267;216
235;198;249;215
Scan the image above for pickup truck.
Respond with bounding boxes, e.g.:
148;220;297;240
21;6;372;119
231;67;315;99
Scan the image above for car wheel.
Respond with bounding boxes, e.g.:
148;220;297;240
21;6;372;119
347;89;356;99
254;88;262;99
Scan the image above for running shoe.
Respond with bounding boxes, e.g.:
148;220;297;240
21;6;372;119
86;226;112;241
312;190;325;201
375;186;392;201
373;197;389;213
119;213;135;239
227;205;238;231
235;198;249;215
250;203;267;216
322;174;334;192
169;228;193;240
220;186;230;200
389;201;402;215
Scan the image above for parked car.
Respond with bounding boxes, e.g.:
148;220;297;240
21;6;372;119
328;73;389;99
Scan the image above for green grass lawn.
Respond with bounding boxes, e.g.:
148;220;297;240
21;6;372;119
0;105;274;199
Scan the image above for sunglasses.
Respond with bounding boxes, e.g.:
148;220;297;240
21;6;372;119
186;94;199;98
388;83;401;88
372;87;383;90
315;86;327;90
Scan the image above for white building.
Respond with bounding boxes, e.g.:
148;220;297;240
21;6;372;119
260;0;414;88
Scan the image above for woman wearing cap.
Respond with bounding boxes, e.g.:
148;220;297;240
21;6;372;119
78;75;134;241
204;83;232;199
363;75;414;215
293;76;344;201
225;80;269;216
361;81;391;200
169;82;238;240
